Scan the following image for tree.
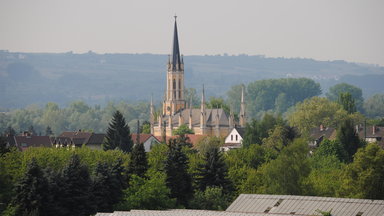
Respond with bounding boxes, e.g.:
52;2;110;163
93;159;126;212
127;142;148;178
336;119;361;162
11;159;49;216
0;136;10;156
28;125;36;135
195;136;223;156
45;126;53;136
314;139;347;162
184;88;199;108
164;138;193;206
288;97;350;135
338;92;356;114
115;172;176;210
189;186;231;210
364;94;384;118
103;110;133;153
260;139;311;195
338;144;384;199
140;121;151;134
206;96;230;115
58;154;94;216
196;147;232;193
326;83;363;111
173;124;194;136
262;125;297;153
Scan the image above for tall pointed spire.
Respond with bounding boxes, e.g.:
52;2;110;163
200;84;206;130
171;15;181;70
239;85;246;127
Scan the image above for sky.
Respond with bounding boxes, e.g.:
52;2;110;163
1;0;383;66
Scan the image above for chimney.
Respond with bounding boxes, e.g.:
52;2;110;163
320;124;324;131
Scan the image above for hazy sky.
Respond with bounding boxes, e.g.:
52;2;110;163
1;0;383;66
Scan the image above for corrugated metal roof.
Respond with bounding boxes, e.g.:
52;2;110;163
226;194;384;216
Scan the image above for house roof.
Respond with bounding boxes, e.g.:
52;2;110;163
309;127;336;141
14;136;52;150
357;125;384;146
55;132;105;146
95;210;287;216
131;134;159;144
226;194;384;215
88;133;105;145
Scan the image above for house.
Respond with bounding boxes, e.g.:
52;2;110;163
54;131;105;149
12;132;52;151
131;134;160;152
222;127;245;151
308;125;336;147
356;125;384;147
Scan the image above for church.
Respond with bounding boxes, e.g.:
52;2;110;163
150;17;246;137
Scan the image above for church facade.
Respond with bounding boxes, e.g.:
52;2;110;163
150;17;246;137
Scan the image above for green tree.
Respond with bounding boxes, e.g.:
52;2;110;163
45;126;53;136
206;96;230;114
58;154;94;216
326;83;363;111
0;136;10;156
93;159;126;212
336;119;361;162
338;92;356;114
195;136;223;156
173;124;194;136
261;139;311;195
363;94;384;118
127;142;148;178
189;186;231;210
11;159;49;216
103;110;133;153
115;172;176;210
184;88;199;108
140;121;151;134
164;138;193;206
288;97;351;135
338;144;384;199
196;147;232;193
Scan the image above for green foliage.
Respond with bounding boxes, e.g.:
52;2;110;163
336;119;362;162
262;125;297;153
242;114;284;147
173;124;194;136
226;84;243;115
338;92;356;114
259;139;311;195
338;144;384;199
314;139;348;162
315;209;333;216
206;96;230;114
364;94;384;118
140;121;151;134
164;138;193;206
45;126;53;136
184;88;200;108
326;83;363;111
196;147;233;193
58;154;94;216
246;78;321;117
147;143;168;173
0;136;10;156
115;172;176;211
288;97;364;135
189;186;232;210
93;159;127;212
103;110;133;153
127;143;148;178
11;159;50;216
195;136;223;156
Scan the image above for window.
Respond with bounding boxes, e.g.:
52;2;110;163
236;135;238;141
173;79;176;89
231;135;233;141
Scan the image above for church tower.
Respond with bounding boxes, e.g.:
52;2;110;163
163;16;185;116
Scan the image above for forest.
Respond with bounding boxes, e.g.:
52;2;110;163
1;78;384;215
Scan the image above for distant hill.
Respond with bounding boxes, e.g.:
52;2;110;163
1;50;383;109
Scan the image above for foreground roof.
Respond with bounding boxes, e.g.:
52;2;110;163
227;194;384;216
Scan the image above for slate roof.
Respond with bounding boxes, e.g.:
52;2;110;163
95;210;287;216
55;132;105;147
14;136;52;151
160;108;230;128
357;125;384;147
226;194;384;216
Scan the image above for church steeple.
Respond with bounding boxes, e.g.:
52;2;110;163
171;16;181;70
163;16;185;116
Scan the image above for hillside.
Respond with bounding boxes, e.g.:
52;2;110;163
1;50;383;109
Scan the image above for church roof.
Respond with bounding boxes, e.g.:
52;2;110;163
161;108;230;127
170;16;182;70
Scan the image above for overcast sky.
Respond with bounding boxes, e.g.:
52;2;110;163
1;0;383;66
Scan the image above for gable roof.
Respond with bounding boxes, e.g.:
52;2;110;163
55;132;105;146
226;194;384;215
14;136;52;151
131;134;159;144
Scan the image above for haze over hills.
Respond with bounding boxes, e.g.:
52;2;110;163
1;50;384;109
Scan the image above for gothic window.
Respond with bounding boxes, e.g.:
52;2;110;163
173;79;176;89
